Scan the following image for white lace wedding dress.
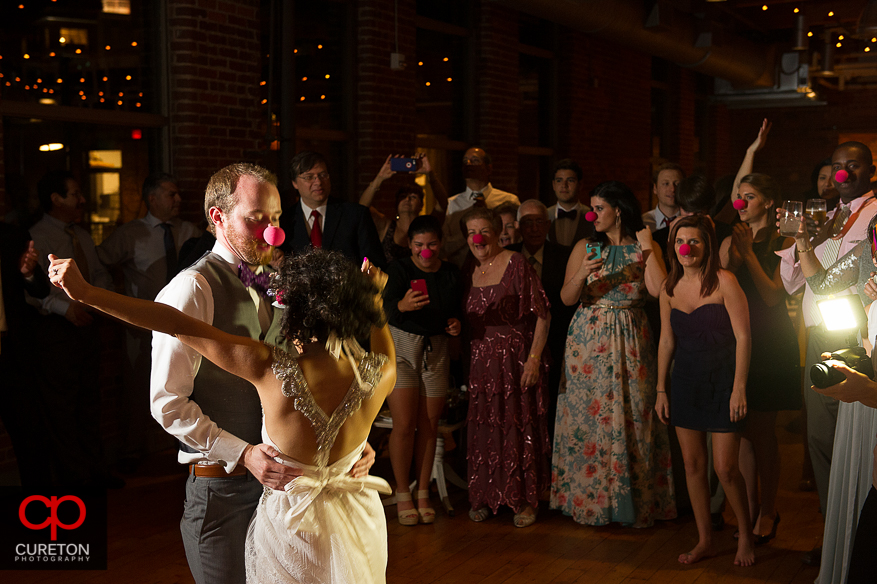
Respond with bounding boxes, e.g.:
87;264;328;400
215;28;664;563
244;347;391;584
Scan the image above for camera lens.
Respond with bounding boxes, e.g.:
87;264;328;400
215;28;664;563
810;362;846;389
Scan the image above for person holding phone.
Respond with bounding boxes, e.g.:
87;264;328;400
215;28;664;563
381;215;463;524
551;181;675;529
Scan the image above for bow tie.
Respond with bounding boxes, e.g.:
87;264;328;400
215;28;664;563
238;264;271;295
558;208;577;220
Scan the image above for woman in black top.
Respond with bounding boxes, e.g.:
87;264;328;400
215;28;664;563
382;215;463;525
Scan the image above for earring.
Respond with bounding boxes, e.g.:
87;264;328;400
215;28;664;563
615;215;621;227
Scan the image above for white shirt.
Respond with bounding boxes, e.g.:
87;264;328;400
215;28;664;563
150;241;266;471
28;214;113;316
301;200;327;236
777;193;877;328
442;183;520;266
97;212;200;301
642;205;676;232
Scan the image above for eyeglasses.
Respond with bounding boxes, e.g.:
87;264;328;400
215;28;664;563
297;172;330;183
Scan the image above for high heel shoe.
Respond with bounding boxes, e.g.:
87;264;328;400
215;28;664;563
513;505;538;528
755;512;780;545
396;491;419;526
416;490;436;524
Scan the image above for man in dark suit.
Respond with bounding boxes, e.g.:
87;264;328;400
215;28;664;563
280;151;385;268
547;159;593;248
508;199;574;436
0;223;50;486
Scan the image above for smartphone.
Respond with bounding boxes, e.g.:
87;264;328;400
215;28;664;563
410;279;428;297
390;158;417;172
585;242;602;259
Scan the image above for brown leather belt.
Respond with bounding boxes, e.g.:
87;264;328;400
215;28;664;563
189;464;247;478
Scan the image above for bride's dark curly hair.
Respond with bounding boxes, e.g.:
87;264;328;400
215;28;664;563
274;248;386;344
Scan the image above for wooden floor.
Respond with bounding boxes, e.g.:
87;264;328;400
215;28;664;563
5;412;823;583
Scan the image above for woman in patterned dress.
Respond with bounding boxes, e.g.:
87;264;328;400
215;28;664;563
550;181;676;528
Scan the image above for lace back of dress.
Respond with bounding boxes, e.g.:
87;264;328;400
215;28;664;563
271;345;387;467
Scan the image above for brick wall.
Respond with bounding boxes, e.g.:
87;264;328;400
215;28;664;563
474;3;519;195
355;0;418;212
167;0;266;222
557;31;653;209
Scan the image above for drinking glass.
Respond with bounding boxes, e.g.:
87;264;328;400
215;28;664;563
806;198;827;229
780;200;804;236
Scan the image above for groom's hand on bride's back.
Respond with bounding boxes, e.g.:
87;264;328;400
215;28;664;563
349;443;376;479
240;443;302;490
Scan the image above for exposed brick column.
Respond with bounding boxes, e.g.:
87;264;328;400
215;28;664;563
356;0;417;213
669;68;697;174
166;0;265;221
557;33;652;208
474;3;519;194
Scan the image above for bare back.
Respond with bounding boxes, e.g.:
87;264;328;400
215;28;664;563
258;347;394;466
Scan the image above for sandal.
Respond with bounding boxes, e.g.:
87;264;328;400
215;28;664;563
396;491;419;526
468;506;490;522
416;489;436;524
513;505;538;528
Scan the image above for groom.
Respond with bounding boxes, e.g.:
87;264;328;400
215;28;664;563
150;163;373;584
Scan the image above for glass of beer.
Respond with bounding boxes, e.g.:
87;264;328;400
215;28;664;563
780;200;804;236
806;198;828;229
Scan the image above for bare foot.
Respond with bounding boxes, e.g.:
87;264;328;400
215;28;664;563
734;534;756;566
678;542;715;565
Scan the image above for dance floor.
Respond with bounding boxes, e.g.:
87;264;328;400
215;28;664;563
5;412;822;583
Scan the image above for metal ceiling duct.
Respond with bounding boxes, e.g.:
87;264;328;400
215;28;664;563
498;0;775;87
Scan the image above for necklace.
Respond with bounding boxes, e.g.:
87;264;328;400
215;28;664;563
479;256;497;275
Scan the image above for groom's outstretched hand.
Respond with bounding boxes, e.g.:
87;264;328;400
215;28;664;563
349;443;376;478
241;443;302;490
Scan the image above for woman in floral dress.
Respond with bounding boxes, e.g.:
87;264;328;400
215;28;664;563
551;181;676;528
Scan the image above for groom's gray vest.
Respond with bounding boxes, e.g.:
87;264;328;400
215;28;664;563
186;252;287;452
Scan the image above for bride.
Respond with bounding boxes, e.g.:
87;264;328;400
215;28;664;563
48;249;396;584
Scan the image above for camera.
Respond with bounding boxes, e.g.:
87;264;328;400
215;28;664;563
810;346;874;389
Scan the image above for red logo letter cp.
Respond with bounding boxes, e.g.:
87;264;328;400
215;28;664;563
19;495;86;541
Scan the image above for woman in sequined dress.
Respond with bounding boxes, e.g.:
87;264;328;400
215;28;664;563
550;181;676;529
462;205;552;528
49;249;396;584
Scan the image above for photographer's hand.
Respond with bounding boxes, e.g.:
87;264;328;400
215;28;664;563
812;361;877;408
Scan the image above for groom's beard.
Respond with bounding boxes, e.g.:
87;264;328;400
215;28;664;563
227;222;273;266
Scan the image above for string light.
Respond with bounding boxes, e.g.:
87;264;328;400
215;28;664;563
261;98;267;104
872;38;876;42
837;42;843;47
839;35;845;40
808;31;814;37
118;91;124;96
131;41;137;47
794;7;799;13
79;77;85;82
260;81;266;85
36;78;42;83
49;52;56;57
867;47;872;52
828;11;835;17
100;98;105;102
105;45;111;50
762;5;767;10
324;74;330;79
446;77;452;82
136;103;141;107
23;54;30;59
75;49;81;54
320;95;325;100
317;44;323;49
302;76;307;81
80;95;86;100
418;61;423;66
117;100;122;105
99;91;104;96
102;76;108;81
126;75;132;80
425;82;431;86
300;96;305;101
294;49;298;54
443;57;449;62
18;4;23;9
59;36;66;44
